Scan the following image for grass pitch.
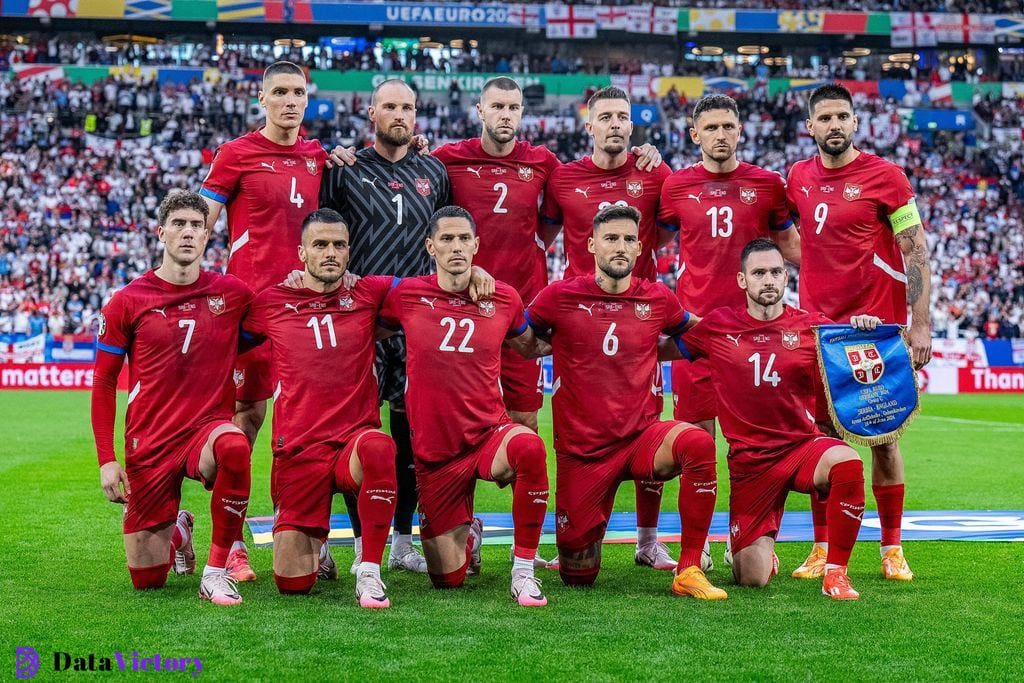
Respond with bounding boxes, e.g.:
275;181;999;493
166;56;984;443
2;392;1022;681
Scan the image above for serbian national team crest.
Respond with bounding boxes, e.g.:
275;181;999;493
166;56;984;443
634;302;652;320
626;180;643;198
97;313;106;337
814;324;919;447
781;329;800;350
477;300;496;318
847;343;884;384
338;294;354;310
207;295;226;315
415;178;432;196
740;187;757;205
518;166;534;182
233;369;245;388
843;183;862;201
305;157;317;175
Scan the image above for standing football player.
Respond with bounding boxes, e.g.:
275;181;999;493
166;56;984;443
539;86;676;571
378;206;551;607
199;61;327;582
786;84;932;581
665;238;870;600
657;93;800;567
91;191;253;606
241;209;399;607
526;205;725;600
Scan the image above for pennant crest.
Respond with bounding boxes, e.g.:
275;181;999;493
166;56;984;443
846;343;884;385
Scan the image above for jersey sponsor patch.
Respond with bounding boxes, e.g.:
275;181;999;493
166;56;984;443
843;183;862;201
208;295;226;315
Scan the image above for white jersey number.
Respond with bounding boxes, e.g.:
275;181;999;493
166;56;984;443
306;314;337;350
706;206;734;238
602;322;619;357
392;194;404;225
813;202;828;235
439;317;476;353
747;352;781;387
178;319;195;354
289;177;304;209
492;182;509;214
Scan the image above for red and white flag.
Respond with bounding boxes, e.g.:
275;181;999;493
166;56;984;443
595;5;629;31
626;5;678;35
507;4;541;28
545;4;597;39
891;13;937;47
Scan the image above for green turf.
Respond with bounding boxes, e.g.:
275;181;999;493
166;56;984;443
2;392;1022;680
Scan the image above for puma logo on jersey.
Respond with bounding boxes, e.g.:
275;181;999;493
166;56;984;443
726;334;741;347
574;187;590;199
800;186;812;197
370;494;395;504
687;192;703;204
283;303;300;313
467;166;482;178
150;308;167;318
360;176;377;186
577;303;595;316
420;297;437;310
260;161;277;172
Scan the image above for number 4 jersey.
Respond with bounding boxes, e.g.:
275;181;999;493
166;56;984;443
677;305;831;466
200;130;327;292
378;275;528;463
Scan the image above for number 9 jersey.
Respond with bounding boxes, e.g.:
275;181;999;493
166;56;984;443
200;130;327;292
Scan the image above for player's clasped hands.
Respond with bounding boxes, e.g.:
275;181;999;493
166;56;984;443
849;314;883;331
99;461;131;503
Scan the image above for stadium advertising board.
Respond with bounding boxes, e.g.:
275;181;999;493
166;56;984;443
958;367;1024;393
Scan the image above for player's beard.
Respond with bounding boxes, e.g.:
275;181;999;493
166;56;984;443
377;124;412;148
485;123;518;145
706;143;735;163
818;133;853;157
752;287;782;307
311;262;343;285
598;255;633;281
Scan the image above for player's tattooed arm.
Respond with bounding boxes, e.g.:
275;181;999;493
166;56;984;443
507;327;551;359
632;144;663;172
558;542;602;574
657;336;684;362
896;225;933;369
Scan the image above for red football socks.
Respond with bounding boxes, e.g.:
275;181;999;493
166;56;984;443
275;572;316;595
811;489;829;545
873;483;905;548
129;563;170;591
825;460;866;567
634;480;664;530
506;432;549;561
208;432;251;568
350;432;398;566
674;427;717;570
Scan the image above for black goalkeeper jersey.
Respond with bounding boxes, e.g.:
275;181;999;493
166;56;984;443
320;146;450;278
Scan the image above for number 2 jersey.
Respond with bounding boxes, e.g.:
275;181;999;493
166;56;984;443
240;276;395;460
93;270;253;466
526;276;690;459
378;275;528;463
786;152;917;325
200;130;327;292
677;305;831;467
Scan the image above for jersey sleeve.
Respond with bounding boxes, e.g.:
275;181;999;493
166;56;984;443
656;177;680;231
96;291;132;356
881;166;921;235
677;318;711;360
505;288;529;338
784;166;800;215
363;275;399;308
240;295;269;344
539;170;564;225
525;284;557;335
768;173;795;231
319;165;348;213
91;291;132;466
199;144;240;205
435;164;451;210
378;281;404;330
660;286;691;336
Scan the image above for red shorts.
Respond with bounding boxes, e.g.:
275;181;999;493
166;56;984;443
555;420;680;549
123;420;231;534
270;430;380;542
415;424;513;540
671;358;716;423
728;436;847;553
500;347;544;413
234;344;274;403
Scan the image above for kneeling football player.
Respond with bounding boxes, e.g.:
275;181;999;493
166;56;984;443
525;205;725;599
241;209;400;607
91;191;254;606
666;238;868;600
378;206;551;607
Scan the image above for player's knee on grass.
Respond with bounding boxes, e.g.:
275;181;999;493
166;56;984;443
129;563;171;590
557;533;603;587
275;572;317;595
429;563;468;589
731;542;774;588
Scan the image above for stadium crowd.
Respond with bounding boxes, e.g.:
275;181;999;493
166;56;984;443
1;49;1022;340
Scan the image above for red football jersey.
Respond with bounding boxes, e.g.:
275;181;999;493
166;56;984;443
527;276;689;459
786;152;916;324
95;270;253;466
378;276;528;463
658;162;792;315
540;155;672;281
433;139;560;302
241;276;394;459
679;305;831;466
200;130;327;292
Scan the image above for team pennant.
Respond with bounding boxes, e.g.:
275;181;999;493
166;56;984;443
814;324;920;446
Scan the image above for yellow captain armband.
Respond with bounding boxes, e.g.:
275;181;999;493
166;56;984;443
889;199;922;235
